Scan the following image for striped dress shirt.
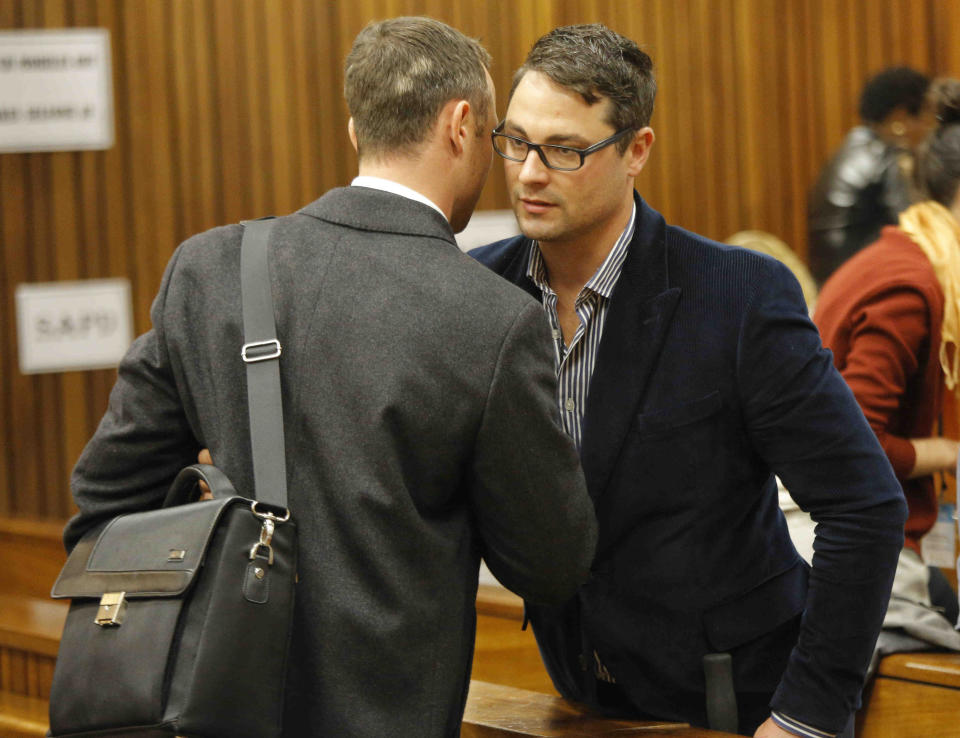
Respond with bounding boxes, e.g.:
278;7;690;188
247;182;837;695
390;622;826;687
526;204;636;449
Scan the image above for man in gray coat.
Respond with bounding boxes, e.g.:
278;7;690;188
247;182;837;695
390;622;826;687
65;17;597;737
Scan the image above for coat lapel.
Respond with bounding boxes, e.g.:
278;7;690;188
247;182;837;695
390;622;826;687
495;236;541;302
580;197;680;501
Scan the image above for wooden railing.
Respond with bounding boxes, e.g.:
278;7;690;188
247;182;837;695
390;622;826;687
0;518;67;737
1;527;958;738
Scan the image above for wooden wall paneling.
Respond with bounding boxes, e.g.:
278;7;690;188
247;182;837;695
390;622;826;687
94;0;130;283
699;0;729;242
145;1;179;319
74;0;110;498
454;0;511;212
84;0;126;513
862;0;889;78
0;0;20;516
47;0;86;518
187;0;221;231
2;0;958;520
284;0;315;209
239;0;272;219
666;0;701;234
797;0;822;259
907;0;936;74
478;0;523;211
641;0;673;227
692;0;729;242
932;0;960;76
643;0;679;226
263;0;296;216
18;2;57;519
813;0;850;170
767;4;791;247
169;0;208;240
0;151;36;516
731;0;765;239
780;0;809;256
119;2;167;330
329;1;367;189
210;0;251;225
314;1;352;195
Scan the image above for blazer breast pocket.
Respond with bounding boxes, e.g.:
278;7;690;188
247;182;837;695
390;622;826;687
633;390;723;439
606;391;724;529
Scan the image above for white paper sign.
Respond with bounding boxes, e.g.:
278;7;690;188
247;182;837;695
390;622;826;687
0;28;114;152
16;279;133;374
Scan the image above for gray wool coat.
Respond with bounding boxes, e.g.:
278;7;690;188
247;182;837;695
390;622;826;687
65;186;597;737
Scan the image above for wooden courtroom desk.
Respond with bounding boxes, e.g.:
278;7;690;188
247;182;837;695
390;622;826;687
463;680;739;738
470;586;739;737
858;652;960;737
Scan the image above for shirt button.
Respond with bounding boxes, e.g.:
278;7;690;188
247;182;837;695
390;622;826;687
565;398;576;412
552;329;561;340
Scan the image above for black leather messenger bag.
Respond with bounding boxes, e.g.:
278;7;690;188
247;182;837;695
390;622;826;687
48;218;297;737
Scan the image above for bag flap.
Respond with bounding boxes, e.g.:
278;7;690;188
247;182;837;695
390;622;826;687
52;497;247;600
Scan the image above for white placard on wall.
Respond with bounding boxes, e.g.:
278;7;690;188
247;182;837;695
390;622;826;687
0;28;114;153
16;279;133;374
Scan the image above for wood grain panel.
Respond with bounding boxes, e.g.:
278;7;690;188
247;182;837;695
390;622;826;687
0;1;955;543
858;674;960;737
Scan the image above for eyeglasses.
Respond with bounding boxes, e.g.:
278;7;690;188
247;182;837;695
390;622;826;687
491;122;635;171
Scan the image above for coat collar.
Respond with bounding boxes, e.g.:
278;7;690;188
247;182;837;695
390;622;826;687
298;187;457;246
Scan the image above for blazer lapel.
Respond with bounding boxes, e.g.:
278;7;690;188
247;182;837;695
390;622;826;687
496;237;541;302
580;197;680;501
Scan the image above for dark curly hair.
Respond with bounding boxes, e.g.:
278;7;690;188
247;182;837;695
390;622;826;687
858;66;930;124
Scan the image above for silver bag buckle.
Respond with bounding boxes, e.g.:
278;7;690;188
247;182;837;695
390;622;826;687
241;339;281;363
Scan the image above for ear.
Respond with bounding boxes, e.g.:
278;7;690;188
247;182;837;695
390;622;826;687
347;117;359;153
625;127;655;177
442;99;472;155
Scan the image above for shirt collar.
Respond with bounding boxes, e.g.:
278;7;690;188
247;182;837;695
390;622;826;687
351;176;447;221
526;203;637;299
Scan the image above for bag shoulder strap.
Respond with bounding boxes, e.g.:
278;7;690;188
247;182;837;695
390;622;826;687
240;217;287;509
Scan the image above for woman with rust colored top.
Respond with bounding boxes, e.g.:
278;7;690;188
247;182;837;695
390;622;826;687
815;79;960;632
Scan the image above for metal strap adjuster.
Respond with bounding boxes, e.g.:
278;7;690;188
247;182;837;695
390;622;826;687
242;339;281;363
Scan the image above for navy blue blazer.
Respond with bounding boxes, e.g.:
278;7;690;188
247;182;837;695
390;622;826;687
470;195;907;731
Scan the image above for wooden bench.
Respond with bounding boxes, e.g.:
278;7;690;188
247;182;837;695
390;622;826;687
0;518;67;696
0;517;67;737
0;692;48;738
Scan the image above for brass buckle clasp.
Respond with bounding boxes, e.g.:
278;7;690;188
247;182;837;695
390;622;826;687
95;592;127;627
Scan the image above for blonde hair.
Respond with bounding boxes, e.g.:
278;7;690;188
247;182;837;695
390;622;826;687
725;230;819;311
898;200;960;393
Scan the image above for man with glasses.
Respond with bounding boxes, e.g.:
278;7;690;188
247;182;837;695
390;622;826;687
471;24;906;738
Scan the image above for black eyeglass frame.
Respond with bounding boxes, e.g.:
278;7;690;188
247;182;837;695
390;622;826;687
491;122;636;171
